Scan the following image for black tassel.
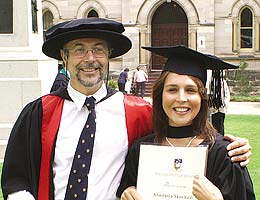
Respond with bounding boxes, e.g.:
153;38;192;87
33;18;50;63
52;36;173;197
208;70;225;109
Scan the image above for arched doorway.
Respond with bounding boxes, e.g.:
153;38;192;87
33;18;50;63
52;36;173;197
85;9;99;18
151;2;188;69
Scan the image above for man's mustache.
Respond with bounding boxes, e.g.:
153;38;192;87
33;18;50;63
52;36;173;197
77;62;103;70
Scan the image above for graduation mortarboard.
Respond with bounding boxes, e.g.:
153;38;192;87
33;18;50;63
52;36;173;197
42;18;132;60
142;45;238;86
143;45;239;109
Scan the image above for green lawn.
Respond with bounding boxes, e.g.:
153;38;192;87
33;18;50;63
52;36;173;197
0;114;259;199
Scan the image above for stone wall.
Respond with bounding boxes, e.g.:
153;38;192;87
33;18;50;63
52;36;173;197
227;70;260;95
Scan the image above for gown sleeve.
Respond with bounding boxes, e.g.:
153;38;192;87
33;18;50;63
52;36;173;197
206;134;255;200
1;99;43;199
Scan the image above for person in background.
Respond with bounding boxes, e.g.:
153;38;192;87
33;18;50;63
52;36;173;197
50;63;70;92
117;45;255;200
1;19;252;200
117;67;130;94
209;70;230;135
134;66;148;98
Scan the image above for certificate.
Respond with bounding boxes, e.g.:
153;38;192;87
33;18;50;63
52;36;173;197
137;144;208;200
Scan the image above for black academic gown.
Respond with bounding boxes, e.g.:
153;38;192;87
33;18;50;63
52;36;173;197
117;134;255;199
1;95;43;199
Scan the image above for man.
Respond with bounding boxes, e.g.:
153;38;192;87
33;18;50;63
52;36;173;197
1;18;251;200
134;66;148;98
117;68;130;94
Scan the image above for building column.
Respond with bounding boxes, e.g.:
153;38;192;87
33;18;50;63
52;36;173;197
255;17;260;51
139;26;148;65
232;19;238;52
189;26;197;49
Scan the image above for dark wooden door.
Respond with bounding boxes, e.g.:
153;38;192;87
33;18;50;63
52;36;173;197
152;23;188;69
150;2;188;70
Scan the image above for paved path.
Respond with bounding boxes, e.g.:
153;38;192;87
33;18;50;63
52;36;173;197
227;102;260;115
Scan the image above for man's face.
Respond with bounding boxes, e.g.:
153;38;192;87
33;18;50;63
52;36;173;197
62;38;110;95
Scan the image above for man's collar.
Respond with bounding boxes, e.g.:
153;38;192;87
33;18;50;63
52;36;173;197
67;81;107;110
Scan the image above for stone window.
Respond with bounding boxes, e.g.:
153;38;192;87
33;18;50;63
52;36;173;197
232;6;257;52
240;7;253;49
0;0;13;33
43;10;54;31
43;10;54;41
32;0;38;33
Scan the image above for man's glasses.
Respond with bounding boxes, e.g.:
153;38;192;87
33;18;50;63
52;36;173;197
66;46;110;58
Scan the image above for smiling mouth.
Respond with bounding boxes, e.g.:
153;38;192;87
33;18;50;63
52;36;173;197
173;107;190;112
81;67;98;73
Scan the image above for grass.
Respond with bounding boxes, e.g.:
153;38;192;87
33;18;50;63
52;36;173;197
225;114;260;199
0;114;259;198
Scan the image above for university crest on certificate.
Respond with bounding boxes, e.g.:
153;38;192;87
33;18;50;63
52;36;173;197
137;144;208;200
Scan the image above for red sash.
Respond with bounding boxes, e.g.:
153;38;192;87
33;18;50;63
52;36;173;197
38;95;64;200
123;95;153;147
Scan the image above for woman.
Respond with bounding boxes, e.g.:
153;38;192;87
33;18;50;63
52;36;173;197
116;45;255;200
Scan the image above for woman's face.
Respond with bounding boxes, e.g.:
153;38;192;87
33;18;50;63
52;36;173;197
162;72;201;127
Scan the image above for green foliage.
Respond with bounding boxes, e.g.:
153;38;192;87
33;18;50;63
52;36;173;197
235;61;253;95
225;114;260;199
108;79;118;89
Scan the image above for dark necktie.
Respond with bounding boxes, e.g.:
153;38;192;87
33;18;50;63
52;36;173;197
64;96;96;199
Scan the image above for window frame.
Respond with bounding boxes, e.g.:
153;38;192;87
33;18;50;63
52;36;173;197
239;6;254;51
43;9;54;31
0;0;13;34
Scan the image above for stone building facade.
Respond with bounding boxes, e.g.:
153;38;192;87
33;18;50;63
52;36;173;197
42;0;260;93
0;0;57;159
0;0;260;159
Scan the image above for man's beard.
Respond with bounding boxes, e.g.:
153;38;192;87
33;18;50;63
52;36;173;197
75;62;105;88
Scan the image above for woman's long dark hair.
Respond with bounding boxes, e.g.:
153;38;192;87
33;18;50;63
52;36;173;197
152;71;217;144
